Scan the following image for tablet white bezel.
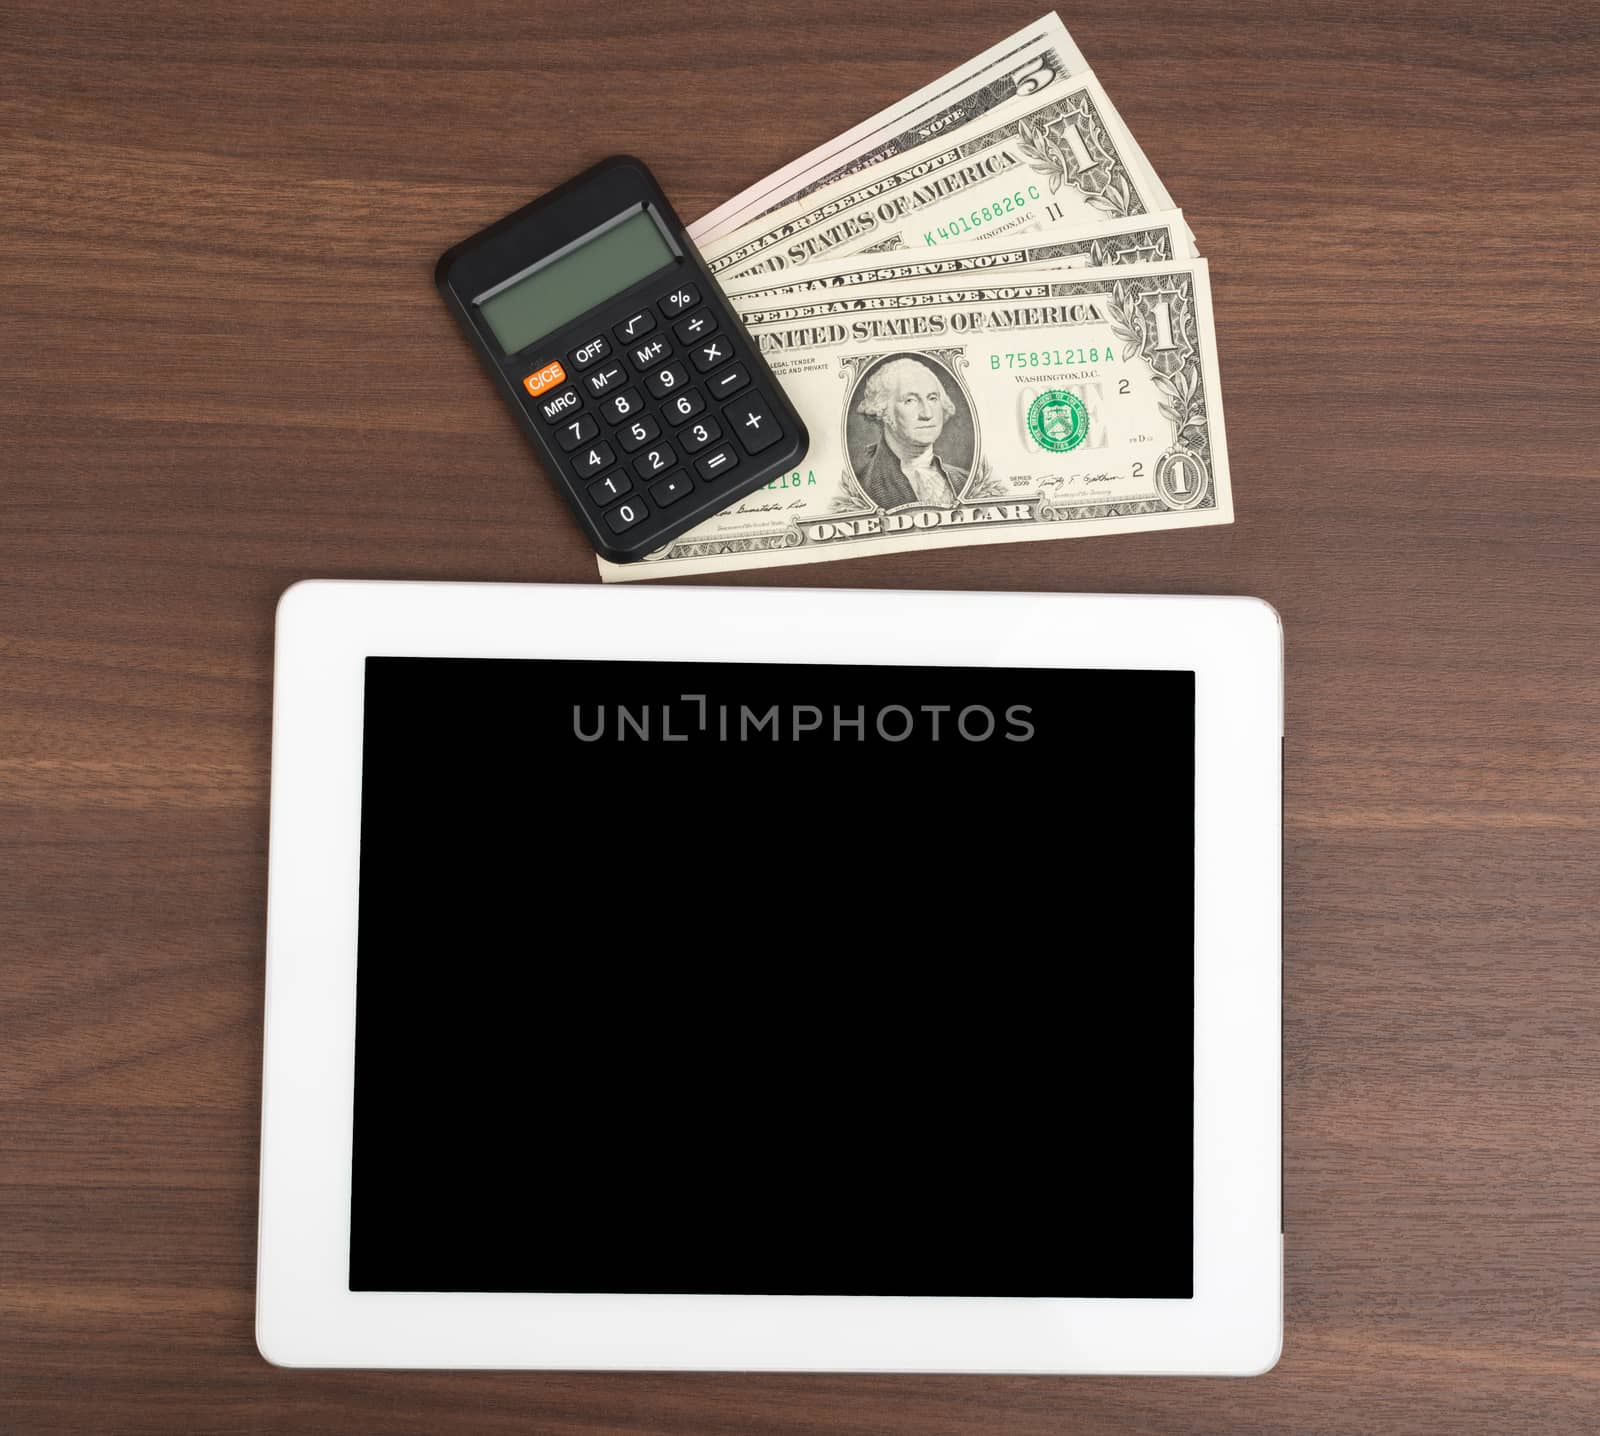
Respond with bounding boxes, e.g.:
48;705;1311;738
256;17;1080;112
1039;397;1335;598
258;581;1281;1374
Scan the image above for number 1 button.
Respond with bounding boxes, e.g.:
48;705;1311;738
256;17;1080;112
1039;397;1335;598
723;397;781;455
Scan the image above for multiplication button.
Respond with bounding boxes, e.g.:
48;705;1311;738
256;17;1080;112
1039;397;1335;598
689;336;731;372
723;395;781;454
706;363;750;399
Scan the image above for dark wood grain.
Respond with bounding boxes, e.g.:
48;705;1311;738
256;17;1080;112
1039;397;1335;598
3;0;1597;1429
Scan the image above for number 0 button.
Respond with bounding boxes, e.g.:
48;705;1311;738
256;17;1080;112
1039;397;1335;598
604;499;648;535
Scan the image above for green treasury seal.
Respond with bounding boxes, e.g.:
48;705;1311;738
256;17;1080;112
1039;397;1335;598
1026;389;1089;454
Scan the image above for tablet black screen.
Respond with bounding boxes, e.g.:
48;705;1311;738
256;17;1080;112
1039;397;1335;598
350;657;1193;1297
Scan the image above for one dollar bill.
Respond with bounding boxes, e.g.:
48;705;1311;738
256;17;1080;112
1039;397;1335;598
720;210;1194;303
597;258;1232;582
704;78;1174;286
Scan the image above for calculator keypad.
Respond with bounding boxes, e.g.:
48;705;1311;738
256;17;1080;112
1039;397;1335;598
516;276;792;559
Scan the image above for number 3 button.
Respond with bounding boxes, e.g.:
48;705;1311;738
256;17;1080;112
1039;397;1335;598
678;417;722;454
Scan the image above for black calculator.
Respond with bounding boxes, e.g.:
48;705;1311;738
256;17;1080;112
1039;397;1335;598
435;157;808;562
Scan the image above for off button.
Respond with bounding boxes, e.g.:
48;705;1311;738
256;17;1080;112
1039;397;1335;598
522;360;567;398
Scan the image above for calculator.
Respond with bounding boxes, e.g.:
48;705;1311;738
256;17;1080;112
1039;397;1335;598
435;156;809;562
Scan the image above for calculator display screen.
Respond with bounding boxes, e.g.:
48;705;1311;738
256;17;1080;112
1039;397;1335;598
350;657;1194;1298
475;209;676;355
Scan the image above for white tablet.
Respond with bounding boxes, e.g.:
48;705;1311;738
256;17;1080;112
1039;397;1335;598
258;581;1281;1374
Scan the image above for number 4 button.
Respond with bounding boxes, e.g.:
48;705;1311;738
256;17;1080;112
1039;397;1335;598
723;397;781;455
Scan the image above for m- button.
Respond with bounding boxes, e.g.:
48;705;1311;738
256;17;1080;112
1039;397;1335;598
723;396;782;455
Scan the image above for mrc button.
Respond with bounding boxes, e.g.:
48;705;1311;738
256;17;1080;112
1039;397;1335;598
537;387;582;423
522;360;567;397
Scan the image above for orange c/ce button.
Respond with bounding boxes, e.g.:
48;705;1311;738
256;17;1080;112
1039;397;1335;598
523;360;567;397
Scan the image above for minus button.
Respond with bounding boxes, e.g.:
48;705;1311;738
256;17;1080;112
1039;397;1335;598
706;363;750;398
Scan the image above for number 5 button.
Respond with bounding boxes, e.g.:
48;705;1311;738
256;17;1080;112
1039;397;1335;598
723;396;781;454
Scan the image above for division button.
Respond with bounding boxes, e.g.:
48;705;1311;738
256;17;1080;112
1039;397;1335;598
604;497;649;535
705;363;750;399
554;413;598;451
658;283;699;317
650;471;693;507
672;308;715;345
587;471;633;507
723;396;781;455
694;444;739;481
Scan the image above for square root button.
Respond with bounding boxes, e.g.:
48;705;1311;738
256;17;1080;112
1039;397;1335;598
723;395;782;455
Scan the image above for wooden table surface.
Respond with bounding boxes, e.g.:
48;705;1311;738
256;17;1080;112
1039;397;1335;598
4;0;1597;1429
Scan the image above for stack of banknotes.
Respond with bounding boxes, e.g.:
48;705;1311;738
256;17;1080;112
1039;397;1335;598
599;13;1231;581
